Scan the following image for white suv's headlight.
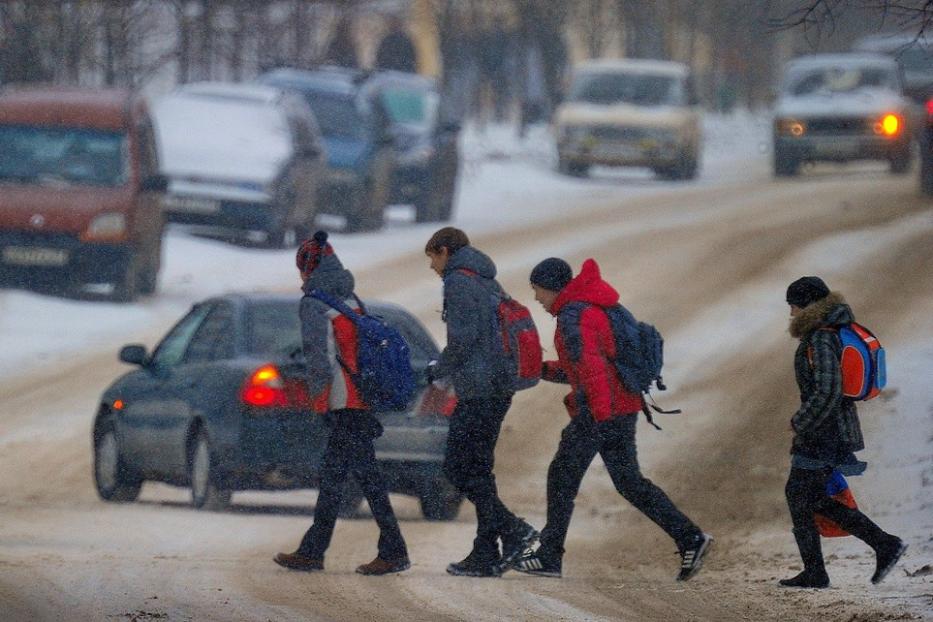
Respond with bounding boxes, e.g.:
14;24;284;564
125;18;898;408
84;213;127;241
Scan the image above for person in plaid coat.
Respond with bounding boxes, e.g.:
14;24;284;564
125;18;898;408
781;276;905;588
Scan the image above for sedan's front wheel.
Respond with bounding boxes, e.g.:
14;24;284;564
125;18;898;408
190;431;231;511
94;421;142;502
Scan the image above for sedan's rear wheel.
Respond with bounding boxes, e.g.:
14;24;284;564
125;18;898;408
94;421;142;502
190;431;231;511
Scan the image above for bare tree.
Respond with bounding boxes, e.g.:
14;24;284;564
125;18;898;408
766;0;933;39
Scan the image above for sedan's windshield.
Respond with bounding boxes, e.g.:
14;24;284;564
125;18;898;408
569;72;684;106
786;66;898;96
897;47;933;73
0;125;128;187
302;92;366;139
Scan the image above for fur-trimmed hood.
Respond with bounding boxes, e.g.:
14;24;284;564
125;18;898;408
789;292;854;339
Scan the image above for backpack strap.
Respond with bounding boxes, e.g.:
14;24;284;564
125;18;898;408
309;289;364;380
310;289;364;322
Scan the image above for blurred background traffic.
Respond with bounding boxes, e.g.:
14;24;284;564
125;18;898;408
0;0;931;302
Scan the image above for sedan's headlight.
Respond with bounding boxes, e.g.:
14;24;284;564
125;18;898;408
776;118;806;137
83;212;127;241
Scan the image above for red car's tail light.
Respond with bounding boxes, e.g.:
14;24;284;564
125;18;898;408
927;98;933;119
241;364;312;409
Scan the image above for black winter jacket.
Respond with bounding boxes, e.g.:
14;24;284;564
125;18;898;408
789;292;865;463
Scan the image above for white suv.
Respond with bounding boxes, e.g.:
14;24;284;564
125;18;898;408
772;54;913;177
554;59;701;180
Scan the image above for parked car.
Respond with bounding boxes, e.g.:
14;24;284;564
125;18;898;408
554;58;702;180
153;82;326;247
92;293;463;520
364;70;460;223
0;87;167;301
772;54;913;177
257;67;396;232
922;97;933;195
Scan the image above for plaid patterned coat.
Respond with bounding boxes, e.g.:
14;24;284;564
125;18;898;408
789;292;865;461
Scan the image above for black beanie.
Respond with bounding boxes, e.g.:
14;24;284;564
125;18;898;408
530;257;573;292
786;276;830;308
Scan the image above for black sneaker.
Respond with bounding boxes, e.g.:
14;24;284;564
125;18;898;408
498;519;539;571
677;533;712;581
513;550;562;578
779;568;830;588
872;537;907;584
446;551;502;578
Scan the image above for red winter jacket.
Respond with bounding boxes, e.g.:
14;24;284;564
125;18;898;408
542;258;643;422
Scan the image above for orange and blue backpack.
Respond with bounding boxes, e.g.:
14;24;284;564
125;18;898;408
810;322;886;401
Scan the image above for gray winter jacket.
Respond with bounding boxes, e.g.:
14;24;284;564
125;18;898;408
299;253;357;401
432;246;512;400
789;292;865;464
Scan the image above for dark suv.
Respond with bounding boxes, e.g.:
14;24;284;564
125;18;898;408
363;71;460;222
257;68;395;232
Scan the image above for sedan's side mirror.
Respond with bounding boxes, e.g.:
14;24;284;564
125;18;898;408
140;174;169;193
119;344;148;366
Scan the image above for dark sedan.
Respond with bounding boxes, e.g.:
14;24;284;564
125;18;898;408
92;293;462;520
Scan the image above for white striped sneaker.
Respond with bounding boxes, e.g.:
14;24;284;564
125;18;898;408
513;550;562;578
677;533;713;581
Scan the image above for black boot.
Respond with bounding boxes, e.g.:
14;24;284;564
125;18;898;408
780;527;830;589
872;536;907;584
815;498;907;583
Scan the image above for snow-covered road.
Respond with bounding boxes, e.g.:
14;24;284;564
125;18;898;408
1;114;932;622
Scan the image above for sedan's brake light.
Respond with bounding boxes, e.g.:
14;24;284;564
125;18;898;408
927;98;933;119
242;364;286;407
241;364;310;409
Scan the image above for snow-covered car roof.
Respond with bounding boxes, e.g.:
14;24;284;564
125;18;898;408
177;81;288;105
153;83;294;184
853;33;933;53
573;58;690;78
784;53;899;73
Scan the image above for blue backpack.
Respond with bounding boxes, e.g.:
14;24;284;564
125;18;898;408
603;304;666;395
310;290;416;411
604;304;680;429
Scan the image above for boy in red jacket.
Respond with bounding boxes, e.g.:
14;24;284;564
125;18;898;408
511;257;711;580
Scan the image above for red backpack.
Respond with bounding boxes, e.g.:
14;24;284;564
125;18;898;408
458;269;542;391
496;296;543;391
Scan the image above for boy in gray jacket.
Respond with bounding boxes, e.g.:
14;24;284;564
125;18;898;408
425;227;538;577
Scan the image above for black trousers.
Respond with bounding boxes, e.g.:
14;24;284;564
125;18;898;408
298;410;407;561
538;413;700;561
785;467;888;560
443;396;520;558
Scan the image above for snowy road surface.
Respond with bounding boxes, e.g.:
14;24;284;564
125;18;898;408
1;117;932;621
